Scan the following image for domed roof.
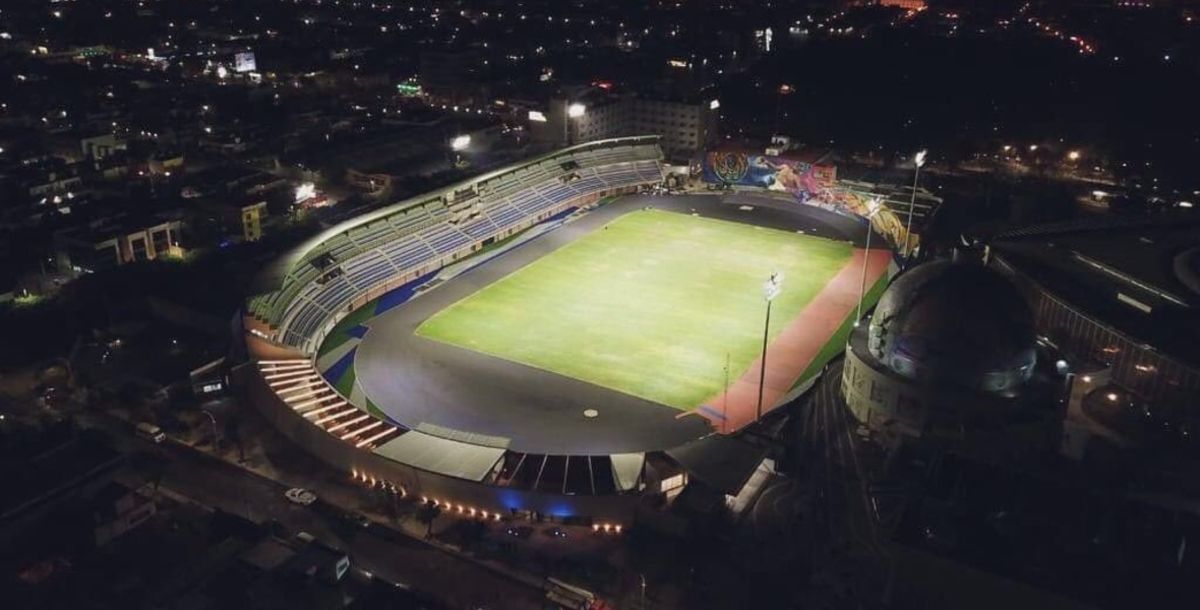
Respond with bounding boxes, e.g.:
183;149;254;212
868;259;1036;394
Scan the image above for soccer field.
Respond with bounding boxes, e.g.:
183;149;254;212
415;209;853;410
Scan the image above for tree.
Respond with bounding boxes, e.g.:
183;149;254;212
416;502;442;539
224;414;245;462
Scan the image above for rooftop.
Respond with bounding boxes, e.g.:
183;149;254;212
992;213;1200;368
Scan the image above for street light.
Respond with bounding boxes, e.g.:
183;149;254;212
201;409;219;448
562;102;588;146
639;574;647;610
757;272;784;421
1067;150;1081;162
903;150;926;258
450;134;470;151
855;198;884;327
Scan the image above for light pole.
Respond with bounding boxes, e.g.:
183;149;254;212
450;134;470;167
565;102;586;146
904;150;926;258
757;272;784;421
639;573;647;609
723;352;730;433
201;409;219;449
855;198;883;327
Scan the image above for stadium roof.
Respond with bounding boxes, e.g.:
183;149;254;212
611;453;646;492
666;433;768;496
373;432;505;482
992;213;1200;368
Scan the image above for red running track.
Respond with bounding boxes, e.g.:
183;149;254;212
692;247;891;433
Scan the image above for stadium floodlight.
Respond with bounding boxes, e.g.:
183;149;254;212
709;99;721;110
855;198;884;326
763;271;784;302
567;103;586;118
904;150;927;258
450;134;471;151
527;110;548;122
757;271;784;420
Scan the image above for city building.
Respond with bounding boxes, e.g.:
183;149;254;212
531;93;719;163
987;215;1200;454
0;421;126;551
879;0;927;10
54;216;186;274
419;48;486;105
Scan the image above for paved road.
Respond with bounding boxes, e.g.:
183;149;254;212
85;414;546;610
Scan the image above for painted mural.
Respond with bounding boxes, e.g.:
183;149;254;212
702;151;915;250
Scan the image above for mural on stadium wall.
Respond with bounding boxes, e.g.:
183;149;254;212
702;151;915;250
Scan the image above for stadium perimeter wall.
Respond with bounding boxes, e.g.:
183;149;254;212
233;362;642;524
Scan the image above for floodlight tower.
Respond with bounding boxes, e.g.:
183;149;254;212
904;150;927;258
564;102;586;146
757;271;784;421
855;198;884;327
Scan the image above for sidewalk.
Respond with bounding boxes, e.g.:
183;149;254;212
193;422;562;596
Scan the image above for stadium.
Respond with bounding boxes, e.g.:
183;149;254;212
234;136;896;525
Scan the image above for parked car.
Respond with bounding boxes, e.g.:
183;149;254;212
504;526;533;539
285;488;318;506
135;422;166;443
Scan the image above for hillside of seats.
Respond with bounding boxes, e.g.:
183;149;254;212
246;137;664;352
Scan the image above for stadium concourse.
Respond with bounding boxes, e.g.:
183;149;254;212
235;136;895;525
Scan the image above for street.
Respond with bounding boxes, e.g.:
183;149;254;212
88;413;547;610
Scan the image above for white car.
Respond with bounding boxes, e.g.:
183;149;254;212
284;488;318;506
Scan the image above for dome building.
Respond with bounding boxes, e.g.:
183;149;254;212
843;259;1044;446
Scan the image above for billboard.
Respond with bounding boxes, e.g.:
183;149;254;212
702;151;915;250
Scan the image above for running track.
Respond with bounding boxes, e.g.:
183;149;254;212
699;247;892;432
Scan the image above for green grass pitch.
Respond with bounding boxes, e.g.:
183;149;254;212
415;209;853;410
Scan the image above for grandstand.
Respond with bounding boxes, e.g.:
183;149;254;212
237;137;670;524
246;136;664;354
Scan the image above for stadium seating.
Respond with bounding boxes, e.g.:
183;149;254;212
248;136;665;353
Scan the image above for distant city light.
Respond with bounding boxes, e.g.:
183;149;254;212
450;134;471;151
567;103;586;118
709;99;721;110
527;110;548;122
1067;150;1081;161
